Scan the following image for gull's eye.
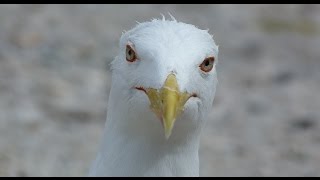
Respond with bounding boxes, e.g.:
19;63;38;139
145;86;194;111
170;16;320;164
126;44;137;62
199;57;215;72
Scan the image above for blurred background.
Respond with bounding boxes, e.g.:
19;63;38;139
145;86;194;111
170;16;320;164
0;4;320;177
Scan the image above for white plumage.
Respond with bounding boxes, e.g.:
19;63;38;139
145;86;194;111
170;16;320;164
89;17;219;177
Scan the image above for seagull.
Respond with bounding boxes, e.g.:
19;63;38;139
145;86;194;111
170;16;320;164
88;16;219;177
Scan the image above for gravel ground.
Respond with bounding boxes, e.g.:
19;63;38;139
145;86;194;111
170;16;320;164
0;4;320;177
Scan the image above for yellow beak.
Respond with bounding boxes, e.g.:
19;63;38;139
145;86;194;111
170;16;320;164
144;74;192;139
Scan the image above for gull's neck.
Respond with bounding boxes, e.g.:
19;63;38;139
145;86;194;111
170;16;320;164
89;129;201;177
89;77;202;177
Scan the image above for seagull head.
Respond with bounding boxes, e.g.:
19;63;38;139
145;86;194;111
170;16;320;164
110;18;218;140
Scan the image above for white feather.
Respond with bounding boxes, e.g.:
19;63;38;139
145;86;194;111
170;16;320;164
168;12;177;22
89;18;219;177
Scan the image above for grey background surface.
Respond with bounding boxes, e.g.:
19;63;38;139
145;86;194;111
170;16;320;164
0;4;320;176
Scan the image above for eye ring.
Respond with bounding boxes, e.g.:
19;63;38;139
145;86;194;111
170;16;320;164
126;44;137;62
199;57;215;72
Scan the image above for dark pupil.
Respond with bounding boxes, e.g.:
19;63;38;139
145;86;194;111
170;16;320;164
204;60;210;66
128;49;132;56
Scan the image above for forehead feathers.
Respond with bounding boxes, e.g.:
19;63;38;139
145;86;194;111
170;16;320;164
119;19;218;58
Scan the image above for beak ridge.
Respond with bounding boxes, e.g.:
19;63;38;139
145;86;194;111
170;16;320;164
145;73;191;139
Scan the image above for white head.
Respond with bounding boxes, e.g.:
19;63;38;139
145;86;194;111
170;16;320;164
109;17;218;143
